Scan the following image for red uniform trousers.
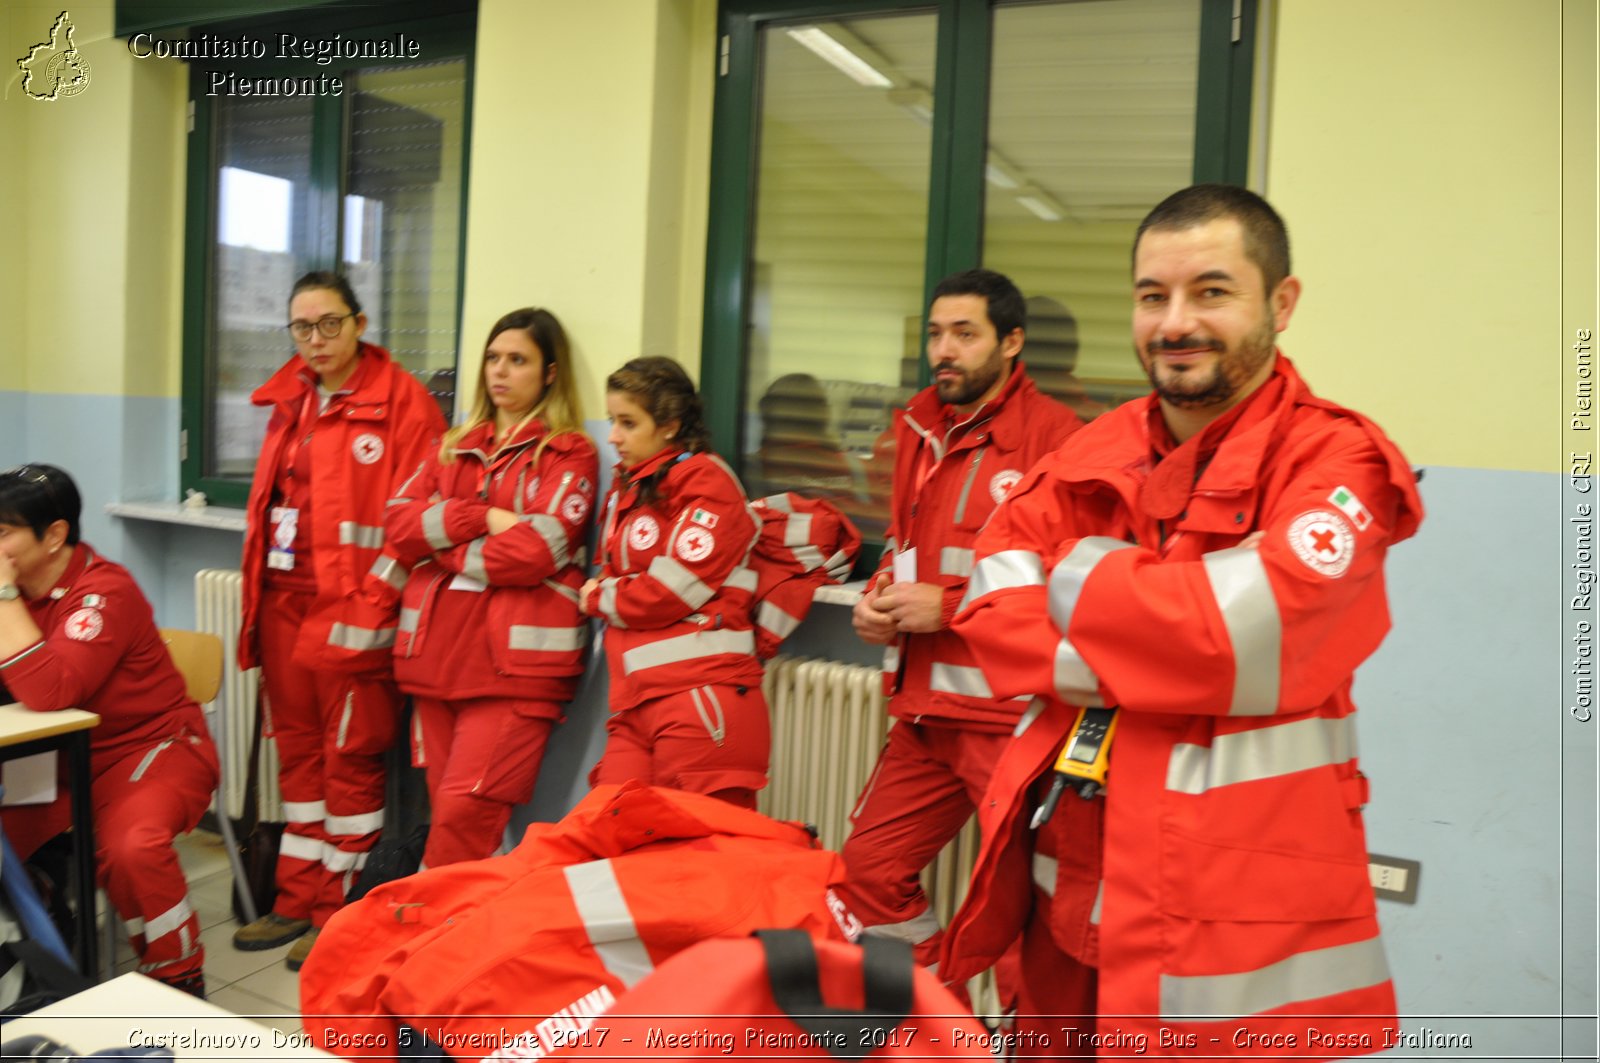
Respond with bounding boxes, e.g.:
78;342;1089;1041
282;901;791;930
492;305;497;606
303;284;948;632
1013;811;1099;1057
1;732;217;983
840;722;1009;968
592;683;770;808
259;587;398;927
410;695;556;868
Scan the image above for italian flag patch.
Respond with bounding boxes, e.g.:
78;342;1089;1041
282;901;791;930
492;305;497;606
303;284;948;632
689;507;719;529
1327;486;1373;531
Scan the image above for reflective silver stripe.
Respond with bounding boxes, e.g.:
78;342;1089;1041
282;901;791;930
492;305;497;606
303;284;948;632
647;555;714;610
1160;935;1391;1020
757;600;803;642
338;521;385;549
1089;880;1103;926
599;579;625;628
790;541;826;571
282;800;326;824
128;739;174;782
412;711;426;765
337;689;353;748
326;809;385;835
962;549;1045;609
881;643;900;673
461;538;489;583
280;832;324;861
323;846;369;874
143;897;194;942
528;513;571;568
621;628;755;674
564;859;654;988
422;502;453;550
930;662;992;699
725;566;758;593
547;470;576;517
782;511;812;546
940;546;975;578
327;623;395;652
1054;637;1105;706
1013;698;1045;737
368;555;408;592
394;459;429;501
1202;547;1283;716
509;625;588;652
952;446;985;525
1166;716;1357;795
690;686;726;745
863;907;941;947
399;607;421;635
763;493;794;513
1031;853;1056;896
1048;537;1133;633
543;578;581;606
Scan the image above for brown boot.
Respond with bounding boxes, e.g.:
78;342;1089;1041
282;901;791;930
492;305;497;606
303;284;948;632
286;926;321;971
233;912;312;951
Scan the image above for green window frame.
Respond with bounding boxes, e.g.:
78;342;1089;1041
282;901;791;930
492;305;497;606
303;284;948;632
170;2;477;507
700;0;1257;463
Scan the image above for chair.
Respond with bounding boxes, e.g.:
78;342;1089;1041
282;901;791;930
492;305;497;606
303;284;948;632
99;631;251;980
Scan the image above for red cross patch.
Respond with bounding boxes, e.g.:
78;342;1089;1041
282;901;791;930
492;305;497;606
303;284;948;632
676;525;716;563
1286;510;1355;577
64;607;104;642
352;433;384;465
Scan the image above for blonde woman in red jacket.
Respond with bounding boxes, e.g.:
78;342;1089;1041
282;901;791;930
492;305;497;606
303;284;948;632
579;357;768;809
381;308;597;869
234;272;445;969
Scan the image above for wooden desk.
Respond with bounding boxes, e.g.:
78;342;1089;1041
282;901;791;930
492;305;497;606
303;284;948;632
0;702;100;976
1;972;335;1059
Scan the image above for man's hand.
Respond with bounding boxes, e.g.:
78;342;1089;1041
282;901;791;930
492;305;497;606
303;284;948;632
876;581;945;634
852;572;898;644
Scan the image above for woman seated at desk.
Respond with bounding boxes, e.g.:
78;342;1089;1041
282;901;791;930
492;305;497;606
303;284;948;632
0;464;218;998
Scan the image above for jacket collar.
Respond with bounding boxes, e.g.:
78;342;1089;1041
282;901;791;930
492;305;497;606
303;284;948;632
611;445;689;502
41;542;97;602
902;360;1036;452
251;342;394;408
451;416;550;464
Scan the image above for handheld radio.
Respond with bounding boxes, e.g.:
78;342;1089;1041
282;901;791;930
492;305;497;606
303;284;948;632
1030;705;1118;828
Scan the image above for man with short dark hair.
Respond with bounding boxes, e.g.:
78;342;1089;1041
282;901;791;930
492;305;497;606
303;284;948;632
844;268;1080;968
941;185;1422;1056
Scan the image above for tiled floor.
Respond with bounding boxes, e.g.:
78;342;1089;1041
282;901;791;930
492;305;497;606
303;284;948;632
106;829;304;1038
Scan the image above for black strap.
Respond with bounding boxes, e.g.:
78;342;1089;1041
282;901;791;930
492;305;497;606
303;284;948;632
756;930;914;1060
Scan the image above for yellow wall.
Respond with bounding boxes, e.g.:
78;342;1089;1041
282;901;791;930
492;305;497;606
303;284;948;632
1;0;187;398
1265;0;1570;472
459;0;717;422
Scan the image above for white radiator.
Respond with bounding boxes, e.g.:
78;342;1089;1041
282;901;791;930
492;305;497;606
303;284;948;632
760;655;981;929
195;569;282;821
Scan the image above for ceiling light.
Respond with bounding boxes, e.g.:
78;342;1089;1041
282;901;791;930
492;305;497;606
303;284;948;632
787;26;893;88
1016;195;1063;222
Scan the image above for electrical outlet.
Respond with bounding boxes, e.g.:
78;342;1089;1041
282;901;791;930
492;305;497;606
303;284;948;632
1368;853;1421;904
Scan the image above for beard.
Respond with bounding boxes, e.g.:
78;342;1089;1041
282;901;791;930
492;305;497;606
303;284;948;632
1141;316;1277;410
934;343;1007;408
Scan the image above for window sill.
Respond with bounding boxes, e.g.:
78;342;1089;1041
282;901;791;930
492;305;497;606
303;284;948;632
106;501;249;534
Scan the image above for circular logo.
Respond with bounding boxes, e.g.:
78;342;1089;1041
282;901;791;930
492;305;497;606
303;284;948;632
45;51;92;99
676;526;716;563
352;433;384;465
627;515;660;552
1287;510;1355;577
989;469;1024;504
64;607;103;642
562;493;590;525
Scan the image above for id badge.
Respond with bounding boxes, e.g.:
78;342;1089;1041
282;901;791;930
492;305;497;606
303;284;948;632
268;506;298;571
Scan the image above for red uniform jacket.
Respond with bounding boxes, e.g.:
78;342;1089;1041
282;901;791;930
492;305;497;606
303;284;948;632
0;545;218;853
301;783;860;1061
582;450;764;710
239;344;446;674
877;364;1080;729
380;419;599;703
944;356;1423;1058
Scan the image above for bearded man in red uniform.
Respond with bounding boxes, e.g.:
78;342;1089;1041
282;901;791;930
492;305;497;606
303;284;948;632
942;185;1422;1060
844;269;1080;969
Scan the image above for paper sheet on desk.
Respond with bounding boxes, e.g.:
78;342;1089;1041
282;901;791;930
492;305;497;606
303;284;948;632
1;752;57;805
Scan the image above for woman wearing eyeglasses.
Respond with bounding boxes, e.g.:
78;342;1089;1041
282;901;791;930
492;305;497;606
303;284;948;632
0;464;220;997
379;308;597;868
234;271;446;971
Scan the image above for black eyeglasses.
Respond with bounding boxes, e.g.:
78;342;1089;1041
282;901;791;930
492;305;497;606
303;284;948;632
286;314;356;341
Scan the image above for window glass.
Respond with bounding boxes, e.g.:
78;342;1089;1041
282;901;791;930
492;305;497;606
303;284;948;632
983;0;1202;419
745;12;939;538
